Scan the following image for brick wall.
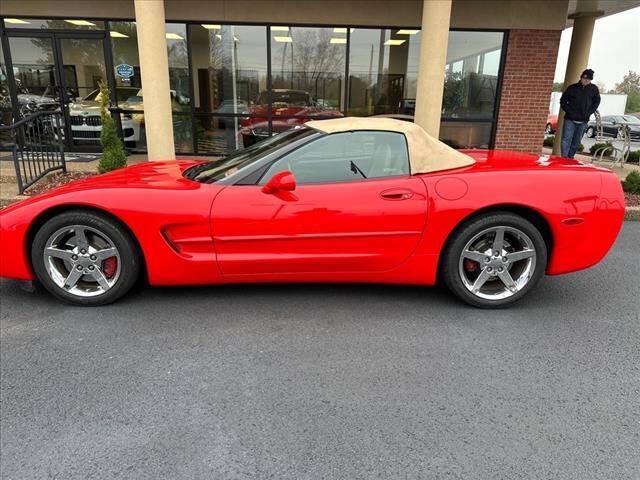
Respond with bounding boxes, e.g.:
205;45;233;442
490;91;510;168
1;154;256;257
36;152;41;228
494;29;562;153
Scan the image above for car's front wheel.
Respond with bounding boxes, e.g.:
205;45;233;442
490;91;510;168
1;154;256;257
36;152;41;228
441;212;547;308
586;126;595;138
545;123;553;135
31;210;140;306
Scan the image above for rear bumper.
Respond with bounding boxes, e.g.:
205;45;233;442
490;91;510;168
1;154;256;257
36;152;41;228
547;172;625;275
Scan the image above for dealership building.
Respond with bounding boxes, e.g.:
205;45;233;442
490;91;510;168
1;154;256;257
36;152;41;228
1;0;638;160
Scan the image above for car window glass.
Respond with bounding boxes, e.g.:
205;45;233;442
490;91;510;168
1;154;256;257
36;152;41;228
260;131;409;184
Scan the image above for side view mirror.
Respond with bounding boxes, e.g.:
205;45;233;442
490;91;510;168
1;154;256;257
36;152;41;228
262;170;296;194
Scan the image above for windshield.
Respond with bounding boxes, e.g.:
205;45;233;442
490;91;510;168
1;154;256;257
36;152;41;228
184;127;316;183
257;91;312;106
84;88;140;103
620;115;640;124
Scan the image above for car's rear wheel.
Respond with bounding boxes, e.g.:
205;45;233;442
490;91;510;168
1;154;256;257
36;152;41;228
31;211;140;306
545;123;553;135
586;126;595;138
441;212;547;308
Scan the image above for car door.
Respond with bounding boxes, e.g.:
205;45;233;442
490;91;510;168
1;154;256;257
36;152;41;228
211;130;428;275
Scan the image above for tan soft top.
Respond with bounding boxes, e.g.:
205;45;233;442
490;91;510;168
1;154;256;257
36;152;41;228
306;117;475;174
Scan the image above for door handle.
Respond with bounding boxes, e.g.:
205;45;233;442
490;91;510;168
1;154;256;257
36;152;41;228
380;189;413;200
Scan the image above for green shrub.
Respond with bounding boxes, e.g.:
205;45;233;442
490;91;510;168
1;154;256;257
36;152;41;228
622;170;640;194
97;82;127;174
589;142;613;156
577;143;584;153
627;150;639;164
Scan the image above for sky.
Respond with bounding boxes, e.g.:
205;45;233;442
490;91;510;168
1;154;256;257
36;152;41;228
554;6;640;91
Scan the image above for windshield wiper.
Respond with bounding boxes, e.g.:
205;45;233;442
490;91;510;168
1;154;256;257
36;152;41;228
350;160;367;178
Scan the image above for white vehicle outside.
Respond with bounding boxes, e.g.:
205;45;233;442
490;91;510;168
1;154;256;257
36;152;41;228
67;87;143;145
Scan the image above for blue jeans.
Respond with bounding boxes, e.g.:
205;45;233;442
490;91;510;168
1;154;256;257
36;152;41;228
561;119;588;158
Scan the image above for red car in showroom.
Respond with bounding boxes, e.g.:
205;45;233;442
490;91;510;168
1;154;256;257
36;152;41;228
239;89;343;147
0;118;624;308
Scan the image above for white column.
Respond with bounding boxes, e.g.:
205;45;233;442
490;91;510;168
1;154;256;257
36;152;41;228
134;0;175;160
414;0;452;138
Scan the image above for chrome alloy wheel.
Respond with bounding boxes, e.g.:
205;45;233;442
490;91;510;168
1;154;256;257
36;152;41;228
458;226;536;301
43;225;121;297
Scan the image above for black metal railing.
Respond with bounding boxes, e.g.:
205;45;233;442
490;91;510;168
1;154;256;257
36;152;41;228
0;111;66;194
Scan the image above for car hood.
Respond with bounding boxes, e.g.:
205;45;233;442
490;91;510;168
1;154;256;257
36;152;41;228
69;100;144;114
17;94;59;106
63;160;205;191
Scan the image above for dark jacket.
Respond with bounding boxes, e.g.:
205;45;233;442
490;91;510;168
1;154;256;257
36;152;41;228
560;82;601;122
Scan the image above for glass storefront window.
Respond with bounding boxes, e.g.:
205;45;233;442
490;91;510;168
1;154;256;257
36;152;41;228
190;24;267;113
3;18;105;30
6;36;60;113
166;23;190;112
2;18;506;154
440;121;493;149
1;41;13;146
190;24;268;154
348;28;421;116
443;31;504;120
270;26;346;115
110;21;190;150
195;115;247;155
109;21;141;90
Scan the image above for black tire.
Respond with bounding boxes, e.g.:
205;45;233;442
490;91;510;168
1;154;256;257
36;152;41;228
441;212;547;308
586;126;595;138
31;210;140;306
545;123;552;135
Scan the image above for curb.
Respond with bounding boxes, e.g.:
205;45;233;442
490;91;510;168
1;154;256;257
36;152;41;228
625;207;640;221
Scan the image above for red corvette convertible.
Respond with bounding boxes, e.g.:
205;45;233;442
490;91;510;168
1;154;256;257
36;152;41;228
0;118;625;307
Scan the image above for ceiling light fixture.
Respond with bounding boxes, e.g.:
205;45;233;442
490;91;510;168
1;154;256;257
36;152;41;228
333;27;355;33
271;26;290;31
4;18;30;24
384;39;406;46
330;38;347;44
397;29;420;35
165;33;184;40
202;24;221;29
109;31;129;38
64;19;96;26
274;36;293;43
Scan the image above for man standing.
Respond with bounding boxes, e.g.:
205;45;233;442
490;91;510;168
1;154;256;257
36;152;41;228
559;69;601;158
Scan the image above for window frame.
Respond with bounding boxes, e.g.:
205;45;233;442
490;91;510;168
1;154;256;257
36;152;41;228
257;129;412;186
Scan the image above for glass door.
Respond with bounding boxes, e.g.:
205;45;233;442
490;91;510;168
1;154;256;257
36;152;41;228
6;35;61;117
3;31;112;152
56;35;109;151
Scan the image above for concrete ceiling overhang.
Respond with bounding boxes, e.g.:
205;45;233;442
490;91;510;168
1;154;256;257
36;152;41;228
566;0;640;26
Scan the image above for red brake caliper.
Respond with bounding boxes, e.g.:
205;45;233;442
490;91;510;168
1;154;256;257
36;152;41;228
102;257;117;278
463;259;478;272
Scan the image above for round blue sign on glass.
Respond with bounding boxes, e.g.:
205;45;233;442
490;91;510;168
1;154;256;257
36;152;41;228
115;64;134;79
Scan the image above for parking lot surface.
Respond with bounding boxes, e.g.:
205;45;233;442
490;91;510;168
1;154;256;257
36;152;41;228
1;223;639;479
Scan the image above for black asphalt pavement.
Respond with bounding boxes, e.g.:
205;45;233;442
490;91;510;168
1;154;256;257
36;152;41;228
1;223;639;479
